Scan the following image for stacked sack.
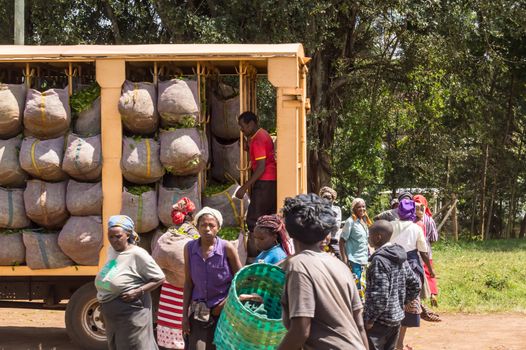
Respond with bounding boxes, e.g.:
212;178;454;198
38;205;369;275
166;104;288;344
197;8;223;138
118;77;207;253
0;81;103;268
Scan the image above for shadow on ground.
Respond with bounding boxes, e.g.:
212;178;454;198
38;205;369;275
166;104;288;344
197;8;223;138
0;327;77;350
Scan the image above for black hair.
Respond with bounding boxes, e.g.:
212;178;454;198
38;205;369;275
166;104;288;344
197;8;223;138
238;111;258;124
282;193;338;244
369;220;393;241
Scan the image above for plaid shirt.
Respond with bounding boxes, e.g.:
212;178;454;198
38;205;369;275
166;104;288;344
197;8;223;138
364;244;421;326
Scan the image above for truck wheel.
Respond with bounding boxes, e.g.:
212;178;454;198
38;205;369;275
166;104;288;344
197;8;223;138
65;282;107;350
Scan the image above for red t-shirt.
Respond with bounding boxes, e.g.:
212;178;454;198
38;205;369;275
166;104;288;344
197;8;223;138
249;128;277;181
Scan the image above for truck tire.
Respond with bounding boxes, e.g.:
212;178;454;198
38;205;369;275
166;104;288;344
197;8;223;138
65;282;107;350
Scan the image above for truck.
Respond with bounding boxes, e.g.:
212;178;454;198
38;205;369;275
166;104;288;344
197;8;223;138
0;44;309;349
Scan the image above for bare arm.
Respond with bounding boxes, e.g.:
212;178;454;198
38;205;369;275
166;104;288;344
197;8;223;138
339;238;348;264
120;278;165;302
182;243;193;334
211;242;243;316
353;308;369;350
277;317;311;350
419;251;435;277
235;159;266;199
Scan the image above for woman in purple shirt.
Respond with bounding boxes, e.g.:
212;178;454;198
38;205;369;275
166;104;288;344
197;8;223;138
182;207;243;350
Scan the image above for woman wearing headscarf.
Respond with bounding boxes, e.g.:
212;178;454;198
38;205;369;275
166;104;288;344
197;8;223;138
95;215;165;350
155;197;198;349
253;214;292;264
413;195;439;303
182;207;243;350
390;199;435;350
339;198;373;301
319;186;342;257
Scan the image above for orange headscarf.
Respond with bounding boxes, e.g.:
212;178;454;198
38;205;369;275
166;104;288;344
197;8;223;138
413;194;433;217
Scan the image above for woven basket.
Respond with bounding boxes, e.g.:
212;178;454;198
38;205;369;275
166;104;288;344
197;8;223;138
214;263;287;350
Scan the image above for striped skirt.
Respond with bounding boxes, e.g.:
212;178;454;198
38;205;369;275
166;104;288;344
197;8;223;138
157;282;185;349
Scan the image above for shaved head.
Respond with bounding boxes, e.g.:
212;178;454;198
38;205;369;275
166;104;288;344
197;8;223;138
369;220;393;248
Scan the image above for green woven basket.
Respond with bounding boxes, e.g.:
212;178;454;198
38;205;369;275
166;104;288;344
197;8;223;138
214;263;287;350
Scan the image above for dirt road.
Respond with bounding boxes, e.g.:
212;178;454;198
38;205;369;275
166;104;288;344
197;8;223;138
0;309;525;349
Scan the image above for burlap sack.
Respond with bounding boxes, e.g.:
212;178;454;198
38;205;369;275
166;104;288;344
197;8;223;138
158;180;201;227
0;188;31;229
23;231;74;269
75;97;101;136
66;180;102;216
121;188;159;234
160;128;209;175
150;227;166;253
0;136;28;188
62;134;102;181
210;93;240;140
0;83;25;138
58;216;102;266
211;137;240;183
202;184;249;228
23;87;71;139
118;81;159;134
122;137;165;184
24;180;69;229
158;79;199;126
152;223;197;287
19;136;66;181
229;231;247;267
0;232;25;265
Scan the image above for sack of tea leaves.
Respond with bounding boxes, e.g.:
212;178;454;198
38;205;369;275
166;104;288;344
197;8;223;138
58;216;103;266
0;136;28;188
66;180;102;216
160;128;208;176
23;230;74;269
24;87;71;139
122;136;165;184
118;81;159;134
0;83;26;138
0;188;31;229
19;136;66;181
158;79;199;127
62;133;102;181
24;180;69;229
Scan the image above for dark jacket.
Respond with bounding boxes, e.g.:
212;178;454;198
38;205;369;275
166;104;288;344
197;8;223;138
364;243;421;326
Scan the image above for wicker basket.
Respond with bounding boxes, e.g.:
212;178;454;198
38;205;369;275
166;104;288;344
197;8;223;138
214;263;287;349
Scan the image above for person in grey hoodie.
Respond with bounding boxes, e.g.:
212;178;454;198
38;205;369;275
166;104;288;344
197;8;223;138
364;220;421;350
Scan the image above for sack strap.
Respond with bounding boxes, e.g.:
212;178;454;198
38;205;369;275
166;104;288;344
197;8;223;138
30;140;42;177
137;194;143;233
40;94;46;126
144;138;151;177
36;233;51;269
7;190;14;227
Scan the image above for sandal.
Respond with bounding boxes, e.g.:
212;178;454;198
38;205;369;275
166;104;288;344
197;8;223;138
431;294;439;307
421;304;442;322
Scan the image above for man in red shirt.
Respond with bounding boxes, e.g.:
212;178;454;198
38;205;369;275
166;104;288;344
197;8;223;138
235;111;277;257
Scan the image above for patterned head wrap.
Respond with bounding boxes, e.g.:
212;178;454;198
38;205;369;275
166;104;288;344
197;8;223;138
319;186;337;201
255;214;292;256
171;197;197;225
108;215;139;243
194;207;223;228
398;199;416;222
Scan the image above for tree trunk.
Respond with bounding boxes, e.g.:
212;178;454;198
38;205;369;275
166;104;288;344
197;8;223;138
485;174;497;240
451;193;458;240
480;144;489;237
101;0;122;44
520;213;526;239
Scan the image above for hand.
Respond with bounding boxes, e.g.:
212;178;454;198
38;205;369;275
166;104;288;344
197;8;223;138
211;305;222;317
182;316;191;335
120;288;143;302
235;185;247;199
239;293;264;303
429;270;436;278
365;321;374;330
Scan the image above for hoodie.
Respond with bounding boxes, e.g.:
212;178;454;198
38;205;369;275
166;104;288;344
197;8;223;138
364;243;421;326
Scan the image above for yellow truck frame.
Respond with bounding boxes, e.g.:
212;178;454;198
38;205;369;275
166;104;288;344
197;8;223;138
0;44;309;349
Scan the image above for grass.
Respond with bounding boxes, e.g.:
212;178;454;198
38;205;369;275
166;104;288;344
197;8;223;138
432;238;526;313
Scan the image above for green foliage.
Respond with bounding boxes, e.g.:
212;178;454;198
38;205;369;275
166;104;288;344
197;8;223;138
70;83;100;115
126;185;154;196
219;227;241;241
203;183;233;197
4;0;525;237
432;239;526;312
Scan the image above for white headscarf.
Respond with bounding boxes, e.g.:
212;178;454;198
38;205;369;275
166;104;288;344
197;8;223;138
194;207;223;228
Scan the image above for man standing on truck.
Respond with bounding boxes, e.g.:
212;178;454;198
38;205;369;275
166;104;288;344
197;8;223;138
235;111;277;258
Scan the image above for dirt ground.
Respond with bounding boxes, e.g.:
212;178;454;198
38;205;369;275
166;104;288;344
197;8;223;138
0;309;525;350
